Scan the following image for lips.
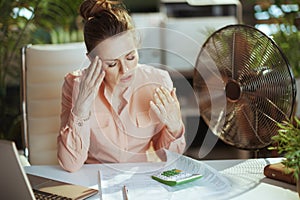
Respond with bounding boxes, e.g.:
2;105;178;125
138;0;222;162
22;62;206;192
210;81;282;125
120;74;133;82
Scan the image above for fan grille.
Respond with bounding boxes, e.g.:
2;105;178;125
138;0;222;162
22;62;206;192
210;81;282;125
194;24;296;150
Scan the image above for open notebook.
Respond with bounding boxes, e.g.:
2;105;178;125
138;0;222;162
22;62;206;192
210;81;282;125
0;140;98;200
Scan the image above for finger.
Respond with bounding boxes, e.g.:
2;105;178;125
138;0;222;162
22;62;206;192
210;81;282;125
150;101;166;123
161;86;174;103
171;88;179;103
150;101;159;114
155;87;169;106
158;102;167;116
85;56;99;82
154;95;167;117
90;59;103;85
153;92;164;108
94;71;105;93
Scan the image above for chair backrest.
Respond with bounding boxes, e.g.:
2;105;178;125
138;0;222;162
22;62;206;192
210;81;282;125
21;42;87;165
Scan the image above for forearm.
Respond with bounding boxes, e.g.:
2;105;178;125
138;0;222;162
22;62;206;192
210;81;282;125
57;113;91;172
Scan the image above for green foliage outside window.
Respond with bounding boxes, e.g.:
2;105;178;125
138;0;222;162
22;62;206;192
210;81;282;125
0;0;83;148
254;0;300;77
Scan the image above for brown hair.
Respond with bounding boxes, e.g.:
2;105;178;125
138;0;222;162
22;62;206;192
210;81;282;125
79;0;134;53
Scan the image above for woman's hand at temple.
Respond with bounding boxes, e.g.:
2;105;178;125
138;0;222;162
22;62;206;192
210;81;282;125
150;87;183;138
73;56;105;119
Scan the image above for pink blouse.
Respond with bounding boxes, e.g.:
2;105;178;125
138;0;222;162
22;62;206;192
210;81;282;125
57;64;186;172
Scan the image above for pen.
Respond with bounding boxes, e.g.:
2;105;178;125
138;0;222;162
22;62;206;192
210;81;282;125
122;185;129;200
98;170;103;200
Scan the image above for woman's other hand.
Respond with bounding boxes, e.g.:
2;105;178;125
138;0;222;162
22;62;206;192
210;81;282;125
73;56;105;119
150;87;183;137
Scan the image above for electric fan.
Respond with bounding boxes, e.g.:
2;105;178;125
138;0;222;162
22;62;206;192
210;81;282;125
194;24;296;150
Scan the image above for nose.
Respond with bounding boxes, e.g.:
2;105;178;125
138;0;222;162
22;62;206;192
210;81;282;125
120;60;128;73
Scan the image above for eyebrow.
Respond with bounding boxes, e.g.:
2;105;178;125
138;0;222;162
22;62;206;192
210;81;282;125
102;50;136;62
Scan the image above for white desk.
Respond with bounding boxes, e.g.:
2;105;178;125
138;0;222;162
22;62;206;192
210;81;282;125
24;157;298;200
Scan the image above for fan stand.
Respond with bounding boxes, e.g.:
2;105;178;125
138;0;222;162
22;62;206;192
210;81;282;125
253;149;260;158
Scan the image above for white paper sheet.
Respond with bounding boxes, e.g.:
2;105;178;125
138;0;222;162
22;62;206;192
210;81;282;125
99;150;231;200
217;158;269;199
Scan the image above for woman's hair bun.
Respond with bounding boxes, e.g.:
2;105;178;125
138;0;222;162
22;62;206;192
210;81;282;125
80;0;123;21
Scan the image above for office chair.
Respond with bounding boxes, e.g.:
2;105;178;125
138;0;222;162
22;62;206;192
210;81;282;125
21;42;87;165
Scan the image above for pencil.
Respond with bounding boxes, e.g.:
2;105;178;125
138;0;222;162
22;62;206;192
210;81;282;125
123;185;129;200
98;170;103;200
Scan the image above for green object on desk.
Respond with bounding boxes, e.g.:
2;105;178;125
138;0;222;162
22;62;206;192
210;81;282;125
151;168;203;186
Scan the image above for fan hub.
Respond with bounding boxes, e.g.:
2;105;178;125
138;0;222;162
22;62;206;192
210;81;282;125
225;80;241;102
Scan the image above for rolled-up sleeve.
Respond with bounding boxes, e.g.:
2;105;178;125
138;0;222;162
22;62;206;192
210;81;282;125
57;73;90;172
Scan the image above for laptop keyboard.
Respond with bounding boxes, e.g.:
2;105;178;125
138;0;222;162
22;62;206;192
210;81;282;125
33;189;72;200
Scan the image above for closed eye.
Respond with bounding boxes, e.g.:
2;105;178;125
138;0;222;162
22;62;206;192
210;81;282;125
107;62;117;68
127;55;135;61
127;51;137;61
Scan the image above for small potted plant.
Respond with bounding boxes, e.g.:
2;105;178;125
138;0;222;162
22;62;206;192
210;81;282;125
269;116;300;195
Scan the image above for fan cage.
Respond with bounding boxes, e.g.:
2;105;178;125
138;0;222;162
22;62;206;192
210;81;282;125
194;24;296;150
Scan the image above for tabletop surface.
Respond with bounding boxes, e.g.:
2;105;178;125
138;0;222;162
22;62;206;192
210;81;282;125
25;156;298;200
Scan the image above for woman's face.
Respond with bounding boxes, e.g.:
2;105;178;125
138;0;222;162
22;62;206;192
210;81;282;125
89;31;139;91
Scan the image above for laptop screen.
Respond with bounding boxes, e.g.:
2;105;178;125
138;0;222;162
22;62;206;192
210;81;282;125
0;139;98;200
0;140;35;199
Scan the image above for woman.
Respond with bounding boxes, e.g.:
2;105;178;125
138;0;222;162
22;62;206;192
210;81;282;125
57;0;186;172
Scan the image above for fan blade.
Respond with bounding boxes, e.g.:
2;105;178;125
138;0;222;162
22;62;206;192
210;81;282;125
232;31;250;80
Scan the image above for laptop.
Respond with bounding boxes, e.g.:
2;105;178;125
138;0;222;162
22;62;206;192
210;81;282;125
0;139;98;200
